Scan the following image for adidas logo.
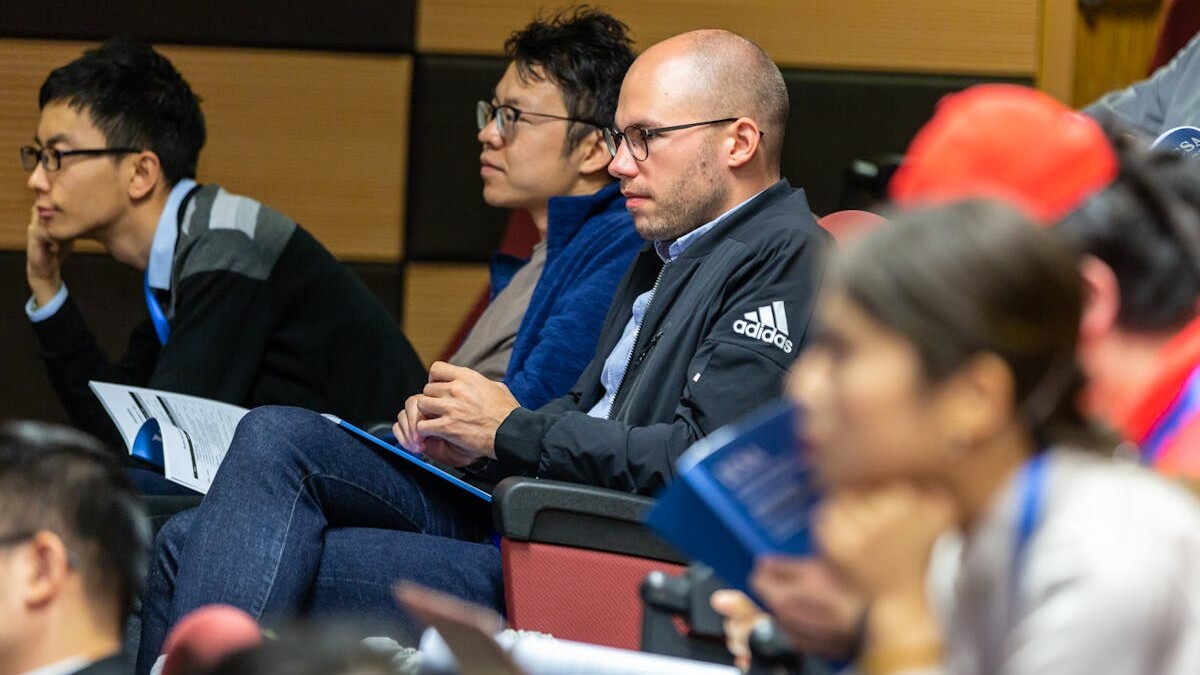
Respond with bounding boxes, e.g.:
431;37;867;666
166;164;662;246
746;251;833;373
733;301;794;354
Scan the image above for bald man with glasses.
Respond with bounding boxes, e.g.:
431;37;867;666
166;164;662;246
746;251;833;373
395;29;829;486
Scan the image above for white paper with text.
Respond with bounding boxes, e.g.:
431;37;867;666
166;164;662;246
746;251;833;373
89;381;248;493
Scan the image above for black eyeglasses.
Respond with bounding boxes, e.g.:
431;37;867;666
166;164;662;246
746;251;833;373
20;145;141;172
476;101;603;139
603;118;742;161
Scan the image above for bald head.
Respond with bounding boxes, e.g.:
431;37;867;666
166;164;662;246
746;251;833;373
628;30;789;168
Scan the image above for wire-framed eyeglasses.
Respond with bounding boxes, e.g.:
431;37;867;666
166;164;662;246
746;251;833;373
20;145;141;172
603;118;746;161
476;101;604;139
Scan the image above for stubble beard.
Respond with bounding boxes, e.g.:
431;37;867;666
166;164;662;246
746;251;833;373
634;154;728;243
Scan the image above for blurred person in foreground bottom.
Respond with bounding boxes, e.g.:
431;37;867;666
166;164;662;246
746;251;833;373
0;421;149;675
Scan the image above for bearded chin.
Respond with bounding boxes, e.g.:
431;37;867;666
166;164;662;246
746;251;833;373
633;147;732;242
648;185;728;242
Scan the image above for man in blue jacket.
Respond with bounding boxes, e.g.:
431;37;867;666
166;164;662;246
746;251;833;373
139;26;829;672
137;9;641;670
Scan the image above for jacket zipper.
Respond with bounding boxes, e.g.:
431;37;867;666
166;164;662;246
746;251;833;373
635;330;664;367
607;262;669;420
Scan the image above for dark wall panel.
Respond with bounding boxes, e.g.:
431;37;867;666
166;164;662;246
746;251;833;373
1;253;141;425
407;55;511;262
405;58;1029;261
781;70;1030;216
0;252;403;426
0;0;416;53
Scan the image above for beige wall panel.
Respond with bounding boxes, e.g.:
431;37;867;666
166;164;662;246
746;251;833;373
1071;3;1166;107
0;39;410;262
1039;0;1078;103
403;262;491;366
0;40;87;252
417;0;1039;75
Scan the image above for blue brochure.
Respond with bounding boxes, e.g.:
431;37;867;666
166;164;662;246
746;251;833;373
322;415;493;503
645;402;818;598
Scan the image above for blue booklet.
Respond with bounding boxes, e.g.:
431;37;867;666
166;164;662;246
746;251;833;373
644;402;818;598
322;415;493;503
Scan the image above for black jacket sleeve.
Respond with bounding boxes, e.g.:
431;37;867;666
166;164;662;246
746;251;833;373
32;231;275;450
491;231;827;495
146;268;273;405
33;296;162;450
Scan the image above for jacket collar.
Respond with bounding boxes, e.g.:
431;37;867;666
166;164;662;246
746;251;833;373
545;182;625;254
673;179;798;260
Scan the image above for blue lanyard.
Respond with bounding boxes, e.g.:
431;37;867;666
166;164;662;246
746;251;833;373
1140;365;1200;466
144;274;170;346
1013;452;1048;574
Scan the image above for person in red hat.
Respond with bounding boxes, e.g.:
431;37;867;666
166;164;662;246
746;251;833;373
892;83;1200;479
890;84;1119;222
714;83;1200;669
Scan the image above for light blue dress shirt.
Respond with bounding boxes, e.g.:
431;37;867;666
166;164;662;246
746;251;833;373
586;191;763;419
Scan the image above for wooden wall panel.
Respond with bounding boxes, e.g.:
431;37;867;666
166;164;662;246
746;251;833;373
417;0;1039;76
1071;2;1167;107
403;262;491;366
0;40;83;253
1039;0;1078;103
0;40;411;262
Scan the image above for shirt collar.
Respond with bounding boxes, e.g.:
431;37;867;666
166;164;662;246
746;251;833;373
545;182;623;251
146;178;198;292
653;188;767;262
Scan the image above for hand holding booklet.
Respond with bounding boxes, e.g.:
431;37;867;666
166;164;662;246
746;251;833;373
645;402;820;599
88;381;491;501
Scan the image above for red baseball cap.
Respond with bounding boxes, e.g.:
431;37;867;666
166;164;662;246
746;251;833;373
889;84;1118;223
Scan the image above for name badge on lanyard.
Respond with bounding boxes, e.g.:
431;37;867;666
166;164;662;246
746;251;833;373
1014;452;1049;579
144;274;170;346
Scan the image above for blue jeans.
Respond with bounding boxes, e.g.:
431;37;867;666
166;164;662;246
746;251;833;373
136;406;503;674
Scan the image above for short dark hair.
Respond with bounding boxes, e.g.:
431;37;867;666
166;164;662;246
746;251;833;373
504;6;635;151
39;37;206;185
1058;139;1200;333
0;421;149;629
834;200;1091;449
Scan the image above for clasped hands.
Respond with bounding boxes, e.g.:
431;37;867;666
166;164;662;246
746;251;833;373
392;361;521;467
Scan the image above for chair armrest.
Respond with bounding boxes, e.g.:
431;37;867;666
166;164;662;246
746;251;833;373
492;477;687;565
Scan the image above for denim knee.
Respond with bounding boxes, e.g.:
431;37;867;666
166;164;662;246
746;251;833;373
152;507;197;575
224;405;317;471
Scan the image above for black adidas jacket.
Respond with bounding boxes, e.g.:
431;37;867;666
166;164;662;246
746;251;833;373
485;180;831;495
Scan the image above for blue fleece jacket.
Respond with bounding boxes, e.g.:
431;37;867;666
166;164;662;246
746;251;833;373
494;182;642;410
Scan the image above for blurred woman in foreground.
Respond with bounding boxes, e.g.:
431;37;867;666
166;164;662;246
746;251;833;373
721;200;1200;674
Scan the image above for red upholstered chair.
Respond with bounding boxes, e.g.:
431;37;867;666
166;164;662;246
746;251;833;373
492;478;688;650
817;209;887;243
1150;0;1200;74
